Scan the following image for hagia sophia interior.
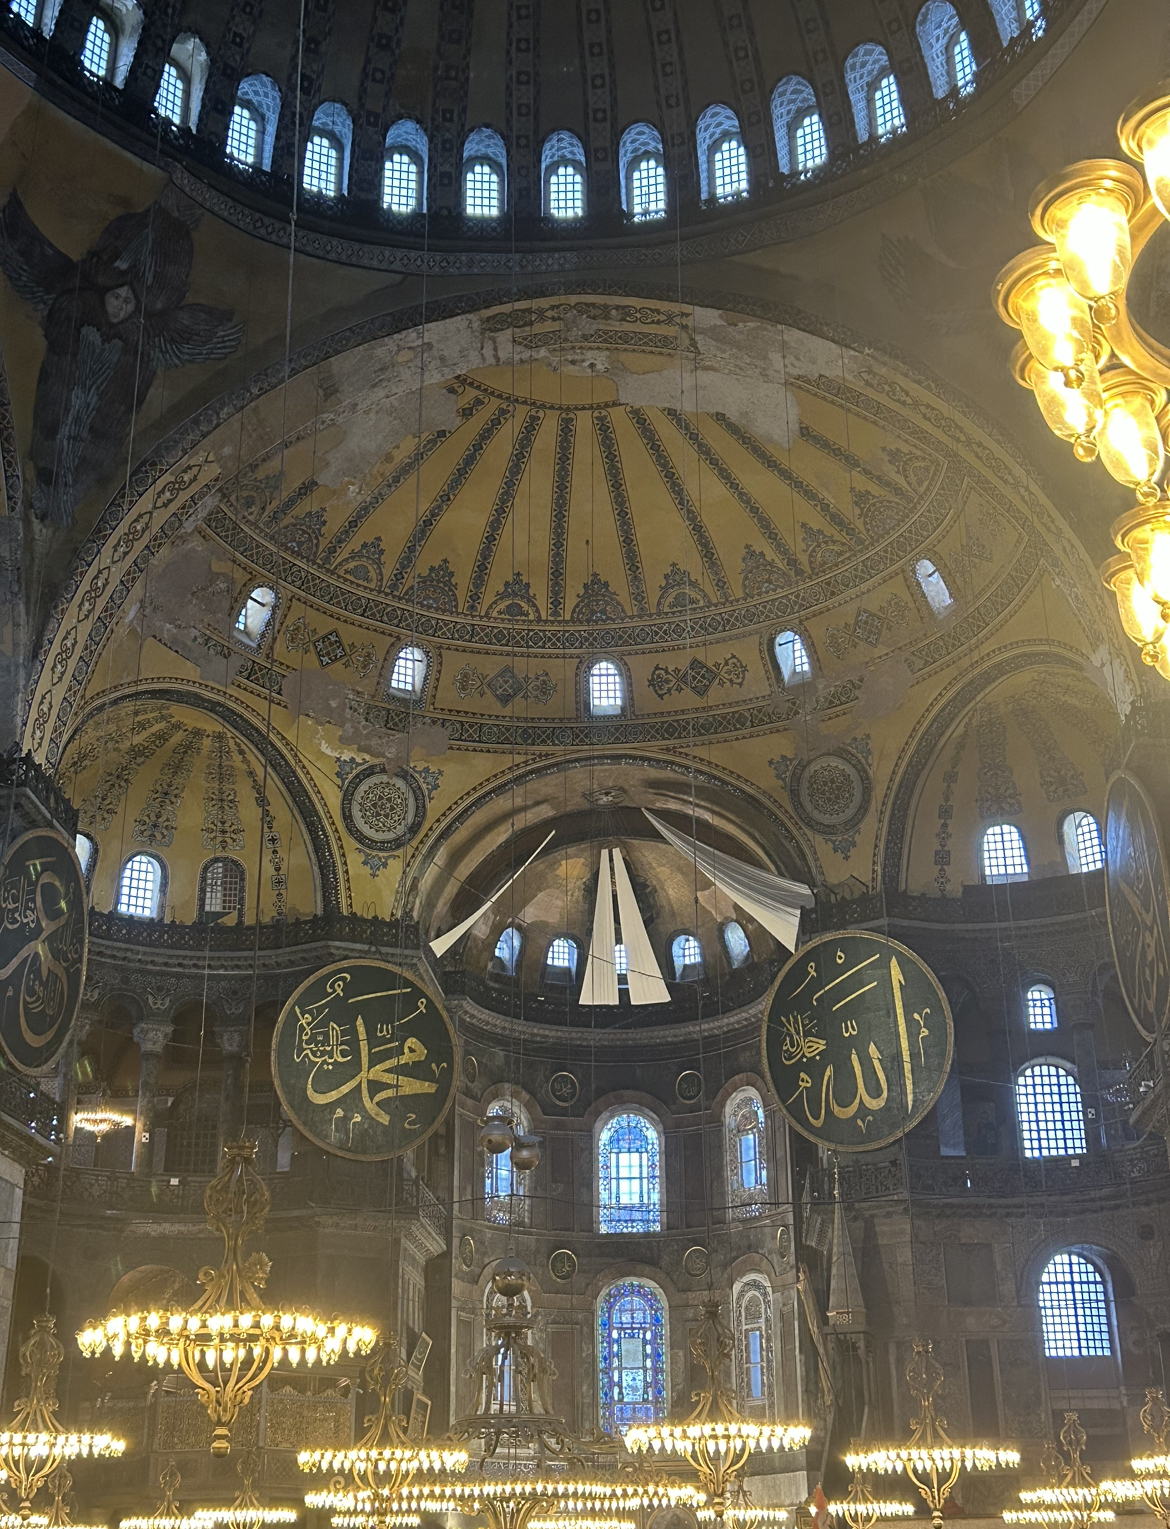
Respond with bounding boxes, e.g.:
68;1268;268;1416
0;0;1169;1527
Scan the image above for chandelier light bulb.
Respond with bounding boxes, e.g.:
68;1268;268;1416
1119;84;1170;222
1097;375;1166;499
1013;342;1104;457
995;250;1096;389
1031;162;1144;321
1101;555;1170;675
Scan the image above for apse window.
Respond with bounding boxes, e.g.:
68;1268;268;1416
588;659;624;716
734;1278;773;1409
546;162;584;220
726;1087;768;1215
117;854;163;919
154;61;188;127
303;131;341;198
1016;1062;1087;1158
1039;1252;1111;1357
915;557;953;615
871;72;906;139
235;586;277;645
200;857;244;917
981;823;1029;883
226;103;260;166
630;155;667;220
544;936;578;985
671;933;703;981
80;13;113;79
711;135;749;201
598;1112;661;1233
382;151;420;214
492;926;522;977
723;920;751;968
597;1280;668;1432
774;630;812;685
794;111;828;172
1062;810;1105;874
388;645;427;697
1026;983;1058;1031
464;160;501;219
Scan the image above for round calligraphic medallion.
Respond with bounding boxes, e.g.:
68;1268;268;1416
0;829;87;1075
1105;770;1170;1042
548;1070;579;1107
549;1249;577;1283
272;960;457;1161
341;764;427;854
762;931;953;1152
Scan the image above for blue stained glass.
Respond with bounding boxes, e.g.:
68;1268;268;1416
597;1280;668;1434
598;1113;660;1233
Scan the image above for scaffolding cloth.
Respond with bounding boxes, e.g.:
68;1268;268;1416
642;809;814;951
612;846;671;1006
579;847;619;1006
428;830;555;958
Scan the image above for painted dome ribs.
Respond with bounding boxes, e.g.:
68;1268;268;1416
625;406;732;603
546;411;575;622
712;411;866;549
591;410;650;617
319;428;450;570
464;408;545;616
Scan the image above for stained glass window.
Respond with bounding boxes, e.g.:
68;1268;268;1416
598;1112;660;1233
733;1277;774;1414
1026;984;1058;1031
982;823;1029;882
1039;1252;1111;1357
597;1280;668;1434
484;1099;528;1225
726;1088;768;1215
117;854;162;918
1017;1063;1086;1158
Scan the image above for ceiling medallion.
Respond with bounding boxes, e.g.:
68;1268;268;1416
780;745;873;854
341;763;427;853
548;1249;578;1283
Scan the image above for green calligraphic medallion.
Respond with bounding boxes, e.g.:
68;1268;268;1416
1105;770;1170;1042
272;960;457;1161
762;931;953;1151
0;829;87;1076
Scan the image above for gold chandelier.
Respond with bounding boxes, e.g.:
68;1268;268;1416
847;1340;1019;1529
993;79;1170;675
78;1141;377;1456
624;1297;810;1520
70;1108;134;1138
824;1467;917;1529
1101;1387;1170;1525
0;1315;124;1518
1004;1414;1109;1529
391;1477;705;1529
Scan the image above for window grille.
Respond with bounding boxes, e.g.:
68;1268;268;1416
382;151;419;214
81;15;112;79
465;161;501;218
1062;810;1104;874
982;823;1029;882
154;61;187;125
597;1281;668;1434
1023;0;1045;34
794;112;827;171
630;155;666;219
872;73;906;138
614;943;629;978
712;136;748;200
951;30;976;92
547;162;584;219
546;937;578;977
774;630;812;683
117;855;161;918
9;0;38;26
202;858;243;916
1039;1252;1111;1357
1016;1063;1087;1158
235;586;276;644
733;1277;775;1414
726;1088;768;1215
915;557;953;614
226;104;259;165
388;645;426;695
1026;984;1058;1031
598;1113;660;1233
671;933;702;980
303;132;341;197
588;660;624;715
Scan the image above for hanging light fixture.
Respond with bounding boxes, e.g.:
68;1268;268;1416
119;1462;194;1529
992;79;1170;677
624;1298;810;1521
391;1478;705;1529
1101;1387;1170;1526
820;1468;917;1529
71;1108;134;1138
0;1314;125;1518
78;1140;377;1456
847;1340;1019;1529
43;1465;108;1529
1003;1414;1110;1529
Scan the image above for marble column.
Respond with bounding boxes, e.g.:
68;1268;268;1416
132;1020;172;1176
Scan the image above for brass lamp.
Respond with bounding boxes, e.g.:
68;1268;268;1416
78;1141;377;1456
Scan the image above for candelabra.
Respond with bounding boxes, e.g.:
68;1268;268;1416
1005;1414;1112;1529
392;1478;705;1529
0;1315;124;1518
119;1462;190;1529
992;80;1170;678
43;1466;106;1529
825;1466;917;1529
847;1340;1019;1529
193;1454;298;1529
1101;1387;1170;1524
624;1297;810;1521
78;1141;377;1456
70;1109;134;1138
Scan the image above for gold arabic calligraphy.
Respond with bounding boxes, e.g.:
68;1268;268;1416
0;851;82;1052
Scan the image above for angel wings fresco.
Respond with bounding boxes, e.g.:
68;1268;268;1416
0;182;243;526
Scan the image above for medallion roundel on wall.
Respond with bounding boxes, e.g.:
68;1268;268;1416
341;763;427;853
1105;769;1170;1042
787;749;872;837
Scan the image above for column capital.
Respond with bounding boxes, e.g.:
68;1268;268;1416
215;1024;251;1059
132;1019;173;1056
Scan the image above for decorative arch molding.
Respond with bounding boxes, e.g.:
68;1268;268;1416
875;643;1106;892
62;684;349;913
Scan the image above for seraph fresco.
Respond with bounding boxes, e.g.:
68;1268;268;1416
0;183;243;526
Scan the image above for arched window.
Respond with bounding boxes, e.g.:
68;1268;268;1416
235;585;277;645
79;1;140;85
542;131;586;220
463;126;506;219
733;1276;775;1414
671;933;703;981
773;629;812;685
484;1097;530;1225
304;104;352;198
725;1086;768;1216
74;832;97;882
1039;1252;1111;1357
770;77;826;175
81;13;113;78
587;659;624;716
199;857;245;918
544;935;578;985
872;71;907;139
9;0;40;27
154;34;208;129
614;942;629;985
228;74;280;169
916;2;975;97
1062;810;1105;874
383;119;427;214
915;557;953;614
492;926;522;977
619;122;667;220
597;1280;668;1434
388;644;427;697
598;1111;661;1233
1016;1062;1086;1158
988;0;1044;43
845;44;905;142
154;60;187;125
723;920;751;969
117;854;163;918
1026;983;1058;1031
697;103;747;202
982;823;1029;883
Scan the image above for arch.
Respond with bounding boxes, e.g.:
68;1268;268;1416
773;629;812;685
384;119;428;214
387;643;428;698
733;1274;775;1414
770;76;823;175
491;925;522;977
484;1096;531;1226
1038;1251;1112;1357
305;101;352;197
597;1108;662;1233
1061;809;1104;874
915;557;953;614
619;122;666;219
75;831;98;884
670;932;703;981
722;919;751;969
463;126;507;218
155;34;208;128
597;1278;669;1434
696;102;747;202
725;1086;768;1217
198;856;246;919
844;43;904;142
543;934;579;986
80;13;114;79
916;2;974;97
586;658;625;716
1016;1061;1086;1158
234;584;277;646
981;822;1029;883
542;131;586;220
230;74;280;169
1025;982;1058;1031
116;853;165;918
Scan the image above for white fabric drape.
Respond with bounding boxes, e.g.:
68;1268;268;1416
579;847;619;1006
642;809;813;951
428;829;555;958
612;846;671;1005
